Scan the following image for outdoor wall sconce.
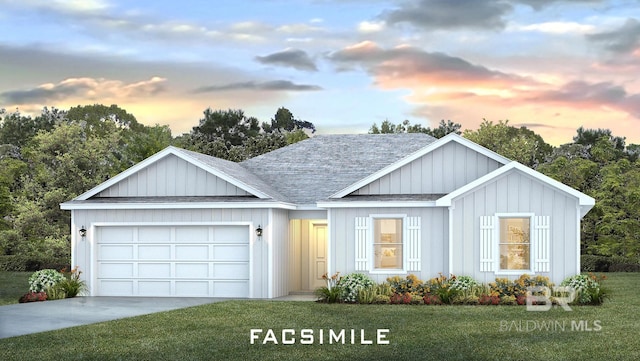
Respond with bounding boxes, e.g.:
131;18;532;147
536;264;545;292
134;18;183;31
79;226;87;238
255;225;263;238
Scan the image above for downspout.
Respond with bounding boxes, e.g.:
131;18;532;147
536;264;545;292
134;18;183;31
448;205;454;276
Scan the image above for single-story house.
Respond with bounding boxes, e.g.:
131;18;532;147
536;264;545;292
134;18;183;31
61;133;595;298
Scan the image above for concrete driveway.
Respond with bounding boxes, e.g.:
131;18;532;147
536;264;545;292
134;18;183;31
0;297;228;339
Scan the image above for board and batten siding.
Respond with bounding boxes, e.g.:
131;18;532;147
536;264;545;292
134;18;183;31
96;154;250;197
351;141;503;195
71;208;270;298
450;170;579;285
269;209;290;298
328;207;448;284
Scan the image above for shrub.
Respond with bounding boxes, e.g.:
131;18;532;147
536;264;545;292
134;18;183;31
560;273;608;305
426;273;459;304
357;286;377;304
410;295;423;305
500;295;517;305
315;272;342;303
452;294;479;305
489;274;552;298
608;263;640;272
423;294;442;305
450;276;478;291
338;273;375;303
387;274;423;295
57;266;87;298
19;291;47;303
479;295;500;305
374;282;393;297
45;285;67;300
28;269;65;293
373;295;390;304
581;255;611;272
390;292;412;304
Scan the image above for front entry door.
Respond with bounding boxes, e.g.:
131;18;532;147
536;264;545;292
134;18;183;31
309;223;327;289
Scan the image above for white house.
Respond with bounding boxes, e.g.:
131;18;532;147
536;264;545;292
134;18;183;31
60;133;595;298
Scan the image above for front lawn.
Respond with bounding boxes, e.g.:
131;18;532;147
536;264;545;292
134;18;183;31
0;273;639;360
0;271;30;305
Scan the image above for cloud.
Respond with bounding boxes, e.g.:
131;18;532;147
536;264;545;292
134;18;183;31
0;77;167;104
255;48;318;71
381;0;513;31
588;18;640;53
513;21;595;34
192;80;322;93
328;41;533;88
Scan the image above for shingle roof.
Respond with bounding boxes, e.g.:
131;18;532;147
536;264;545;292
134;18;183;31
173;147;287;201
241;134;437;205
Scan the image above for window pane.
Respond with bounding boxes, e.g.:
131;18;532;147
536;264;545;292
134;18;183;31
499;218;530;270
374;219;402;269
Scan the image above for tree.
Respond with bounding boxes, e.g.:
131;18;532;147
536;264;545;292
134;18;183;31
369;119;461;138
0;107;59;148
264;107;316;134
463;119;552;167
191;108;260;149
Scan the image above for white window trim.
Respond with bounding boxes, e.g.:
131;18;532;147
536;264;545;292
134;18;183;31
368;214;408;275
494;213;535;276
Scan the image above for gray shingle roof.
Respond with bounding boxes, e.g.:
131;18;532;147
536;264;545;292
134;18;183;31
241;134;437;205
173;147;287;201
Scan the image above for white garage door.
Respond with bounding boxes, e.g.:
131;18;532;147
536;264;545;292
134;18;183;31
96;225;250;297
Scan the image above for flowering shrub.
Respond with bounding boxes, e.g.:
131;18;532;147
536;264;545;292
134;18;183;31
450;276;478;291
56;266;87;298
479;295;500;305
560;273;608;305
338;273;375;303
390;292;412;304
489;274;552;298
19;292;47;303
387;274;424;295
423;294;443;305
28;269;65;293
315;272;342;303
426;273;459;304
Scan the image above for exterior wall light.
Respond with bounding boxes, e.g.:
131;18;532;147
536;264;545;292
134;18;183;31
256;225;263;238
79;226;87;238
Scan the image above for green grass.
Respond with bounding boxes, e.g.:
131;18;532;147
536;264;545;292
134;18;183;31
0;271;30;305
1;273;639;360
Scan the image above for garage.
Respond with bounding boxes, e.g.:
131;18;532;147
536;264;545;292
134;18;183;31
95;225;250;297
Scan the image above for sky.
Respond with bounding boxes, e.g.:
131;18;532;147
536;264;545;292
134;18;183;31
1;0;640;146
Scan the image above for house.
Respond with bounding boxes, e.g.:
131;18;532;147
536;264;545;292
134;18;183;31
60;133;595;298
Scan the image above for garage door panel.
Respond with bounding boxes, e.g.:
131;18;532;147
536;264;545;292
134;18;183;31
99;263;134;278
175;245;209;260
213;245;248;261
138;227;171;243
100;280;134;296
213;226;248;243
176;281;209;296
176;263;208;278
139;281;171;296
176;227;209;243
99;245;134;260
100;227;134;243
214;281;248;297
97;225;250;297
213;263;249;279
138;245;171;260
138;263;171;278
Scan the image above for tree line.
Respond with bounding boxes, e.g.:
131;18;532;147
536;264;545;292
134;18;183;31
0;106;638;271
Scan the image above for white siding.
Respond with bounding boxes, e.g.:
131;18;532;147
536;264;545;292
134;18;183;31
96;155;250;197
450;170;579;284
71;208;270;298
329;207;448;284
352;142;503;195
270;209;290;298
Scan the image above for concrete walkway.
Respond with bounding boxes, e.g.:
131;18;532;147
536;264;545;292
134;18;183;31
0;297;227;339
0;295;316;339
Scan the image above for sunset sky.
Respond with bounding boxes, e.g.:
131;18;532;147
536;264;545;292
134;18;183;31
1;0;639;145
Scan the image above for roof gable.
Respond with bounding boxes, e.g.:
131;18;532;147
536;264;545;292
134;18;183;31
436;161;595;216
74;146;277;201
331;133;510;199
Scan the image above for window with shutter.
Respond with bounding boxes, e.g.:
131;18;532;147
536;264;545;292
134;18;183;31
355;217;369;271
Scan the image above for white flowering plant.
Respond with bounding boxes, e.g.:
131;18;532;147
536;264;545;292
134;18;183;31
28;269;65;293
337;273;375;303
560;273;608;305
450;275;478;291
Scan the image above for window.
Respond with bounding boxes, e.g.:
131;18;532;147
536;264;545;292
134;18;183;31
499;217;531;271
373;218;403;269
